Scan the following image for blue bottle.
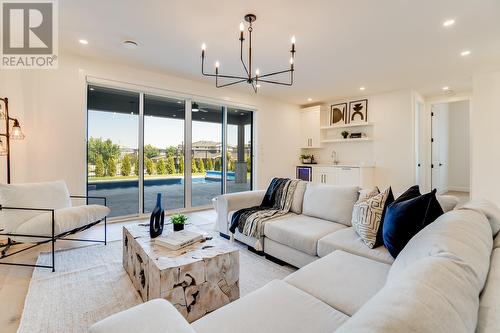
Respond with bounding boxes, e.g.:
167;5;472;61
149;193;165;238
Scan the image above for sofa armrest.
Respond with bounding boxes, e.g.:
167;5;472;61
89;299;196;333
214;190;266;235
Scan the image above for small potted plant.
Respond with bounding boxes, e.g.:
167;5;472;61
300;154;312;164
171;214;188;231
341;131;349;139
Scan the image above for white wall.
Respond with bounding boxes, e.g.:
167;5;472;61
0;53;301;193
471;70;500;206
447;100;470;191
303;89;415;194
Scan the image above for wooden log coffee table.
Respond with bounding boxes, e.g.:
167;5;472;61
123;224;239;322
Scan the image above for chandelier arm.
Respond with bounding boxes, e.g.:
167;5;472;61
240;40;249;76
216;79;248;88
256;69;293;79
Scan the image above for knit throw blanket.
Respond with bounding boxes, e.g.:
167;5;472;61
229;178;299;251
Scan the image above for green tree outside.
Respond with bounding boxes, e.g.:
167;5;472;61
214;158;221;171
166;156;176;174
134;158;140;176
206;158;213;170
108;158;117;176
166;146;177;158
179;156;185;173
88;137;120;165
145;158;155;175
246;155;251;172
95;155;105;177
156;158;166;175
121;155;132;176
144;144;160;159
197;158;205;173
191;158;198;173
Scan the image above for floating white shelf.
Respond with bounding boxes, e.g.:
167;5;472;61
321;137;373;143
320;122;374;130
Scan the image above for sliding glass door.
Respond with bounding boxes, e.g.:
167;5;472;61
143;95;185;212
87;86;140;218
191;102;224;207
87;84;254;218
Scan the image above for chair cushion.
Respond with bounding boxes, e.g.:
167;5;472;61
13;205;110;242
192;280;349;333
0;180;71;232
317;228;394;264
302;184;359;226
264;214;346;256
477;248;500;333
290;180;307;214
285;250;390;316
383;189;444;258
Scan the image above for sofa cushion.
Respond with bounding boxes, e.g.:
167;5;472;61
264;238;317;268
388;209;493;285
383;189;444;258
290;180;307;214
0;180;71;232
351;187;393;248
264;214;346;256
13;205;110;242
437;195;459;212
285;250;390;316
337;255;486;333
192;280;349;333
317;228;394;264
302;184;359;226
477;248;500;333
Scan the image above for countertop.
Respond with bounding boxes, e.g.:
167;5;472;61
297;163;374;168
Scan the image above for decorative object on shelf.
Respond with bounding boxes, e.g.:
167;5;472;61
171;213;188;232
348;99;368;124
149;193;165;238
350;132;363;139
0;97;25;183
341;131;349;139
300;154;312;164
330;103;347;125
200;14;295;93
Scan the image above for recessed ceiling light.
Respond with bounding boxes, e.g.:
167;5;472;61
443;19;455;27
442;86;450;91
460;50;471;56
307;97;312;102
123;40;138;49
79;39;88;45
359;86;366;91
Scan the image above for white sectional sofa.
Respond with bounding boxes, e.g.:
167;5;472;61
216;182;397;267
90;203;500;333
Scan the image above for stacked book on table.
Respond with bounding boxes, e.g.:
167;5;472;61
155;230;204;250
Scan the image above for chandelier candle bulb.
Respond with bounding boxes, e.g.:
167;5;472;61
201;43;206;57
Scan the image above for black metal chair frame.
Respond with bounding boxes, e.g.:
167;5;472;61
0;195;107;272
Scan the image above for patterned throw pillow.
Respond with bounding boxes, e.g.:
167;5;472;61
352;187;392;248
357;187;380;203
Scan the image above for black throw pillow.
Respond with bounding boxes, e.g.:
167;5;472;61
394;185;421;203
382;189;444;258
373;187;395;247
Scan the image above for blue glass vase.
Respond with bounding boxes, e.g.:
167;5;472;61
149;193;165;238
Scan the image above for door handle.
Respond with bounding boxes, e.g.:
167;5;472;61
439;163;443;166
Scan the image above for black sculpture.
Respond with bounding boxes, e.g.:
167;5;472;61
150;193;165;238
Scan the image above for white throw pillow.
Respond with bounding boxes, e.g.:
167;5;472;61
0;180;71;232
290;180;307;214
351;187;391;248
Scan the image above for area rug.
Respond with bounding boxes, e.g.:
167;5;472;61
17;240;295;333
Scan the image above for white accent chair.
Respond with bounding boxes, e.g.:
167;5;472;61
0;180;110;271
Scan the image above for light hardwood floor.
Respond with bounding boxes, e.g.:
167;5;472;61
0;210;217;333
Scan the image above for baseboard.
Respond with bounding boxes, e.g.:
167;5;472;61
447;186;470;192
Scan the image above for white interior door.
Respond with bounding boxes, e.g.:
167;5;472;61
415;100;426;188
431;104;449;194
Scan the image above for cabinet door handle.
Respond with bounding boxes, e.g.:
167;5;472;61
342;167;351;171
324;174;327;183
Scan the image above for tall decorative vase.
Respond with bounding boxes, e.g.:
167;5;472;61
149;193;165;238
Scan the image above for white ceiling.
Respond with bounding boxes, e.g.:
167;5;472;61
60;0;500;105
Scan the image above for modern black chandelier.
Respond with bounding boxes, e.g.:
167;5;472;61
201;13;295;93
